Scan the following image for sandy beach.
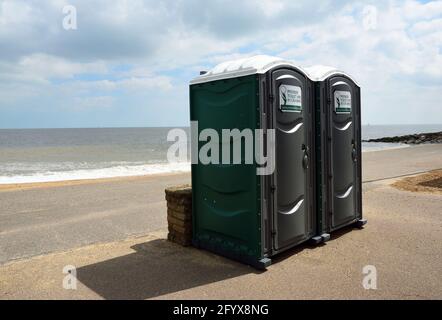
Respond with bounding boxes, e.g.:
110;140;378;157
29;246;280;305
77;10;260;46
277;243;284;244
0;144;441;299
0;171;190;193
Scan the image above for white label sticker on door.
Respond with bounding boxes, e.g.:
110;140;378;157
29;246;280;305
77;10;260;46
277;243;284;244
279;85;302;112
334;91;352;114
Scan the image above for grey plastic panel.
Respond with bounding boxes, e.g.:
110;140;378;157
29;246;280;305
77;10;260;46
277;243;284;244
328;77;359;229
259;74;271;256
271;69;313;250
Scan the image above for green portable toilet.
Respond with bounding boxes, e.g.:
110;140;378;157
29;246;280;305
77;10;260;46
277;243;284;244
190;55;316;269
305;66;367;239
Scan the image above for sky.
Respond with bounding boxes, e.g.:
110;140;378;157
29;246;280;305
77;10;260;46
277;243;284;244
0;0;441;128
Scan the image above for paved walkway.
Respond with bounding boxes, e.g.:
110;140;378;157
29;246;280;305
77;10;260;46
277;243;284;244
0;144;441;299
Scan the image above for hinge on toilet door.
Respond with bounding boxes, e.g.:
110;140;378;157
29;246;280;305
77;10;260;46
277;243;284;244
269;94;274;103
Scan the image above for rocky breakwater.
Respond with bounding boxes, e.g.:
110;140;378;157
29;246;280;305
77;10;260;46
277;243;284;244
363;131;442;145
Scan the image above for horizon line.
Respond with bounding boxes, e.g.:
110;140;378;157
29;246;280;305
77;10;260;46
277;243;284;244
1;123;442;130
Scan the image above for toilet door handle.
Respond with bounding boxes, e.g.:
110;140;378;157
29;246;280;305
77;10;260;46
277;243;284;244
352;145;357;162
302;144;309;169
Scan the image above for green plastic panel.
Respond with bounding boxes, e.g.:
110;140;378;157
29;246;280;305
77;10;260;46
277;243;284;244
190;75;262;260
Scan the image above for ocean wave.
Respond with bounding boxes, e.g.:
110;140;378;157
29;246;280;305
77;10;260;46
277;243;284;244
362;142;410;152
0;142;411;184
0;162;191;184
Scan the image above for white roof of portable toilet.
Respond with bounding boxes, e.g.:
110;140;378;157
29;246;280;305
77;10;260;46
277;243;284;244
190;55;309;85
304;65;359;86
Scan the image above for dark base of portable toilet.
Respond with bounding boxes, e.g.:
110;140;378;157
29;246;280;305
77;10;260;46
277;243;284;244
306;66;366;240
190;55;316;269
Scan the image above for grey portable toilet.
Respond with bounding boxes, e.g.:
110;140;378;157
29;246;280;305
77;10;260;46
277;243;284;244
190;55;316;268
305;66;367;240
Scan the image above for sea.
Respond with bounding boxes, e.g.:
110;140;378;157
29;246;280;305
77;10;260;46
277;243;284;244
1;124;441;184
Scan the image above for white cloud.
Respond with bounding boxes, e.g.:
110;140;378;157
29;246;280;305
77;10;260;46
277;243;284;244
0;1;34;25
58;75;173;94
410;18;442;35
18;54;108;79
257;0;285;17
73;96;114;110
402;0;442;20
119;76;172;91
0;0;441;125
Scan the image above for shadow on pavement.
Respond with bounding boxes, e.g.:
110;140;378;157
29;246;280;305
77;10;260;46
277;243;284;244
328;224;366;241
271;224;364;264
77;239;259;299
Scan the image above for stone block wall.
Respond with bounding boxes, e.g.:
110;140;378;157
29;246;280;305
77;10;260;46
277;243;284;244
165;185;192;246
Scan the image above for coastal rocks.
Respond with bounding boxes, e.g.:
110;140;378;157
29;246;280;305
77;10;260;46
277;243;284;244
363;131;442;144
165;185;192;246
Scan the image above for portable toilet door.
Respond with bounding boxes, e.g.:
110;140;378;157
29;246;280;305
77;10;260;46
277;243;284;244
306;66;366;239
267;67;315;252
190;55;316;269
